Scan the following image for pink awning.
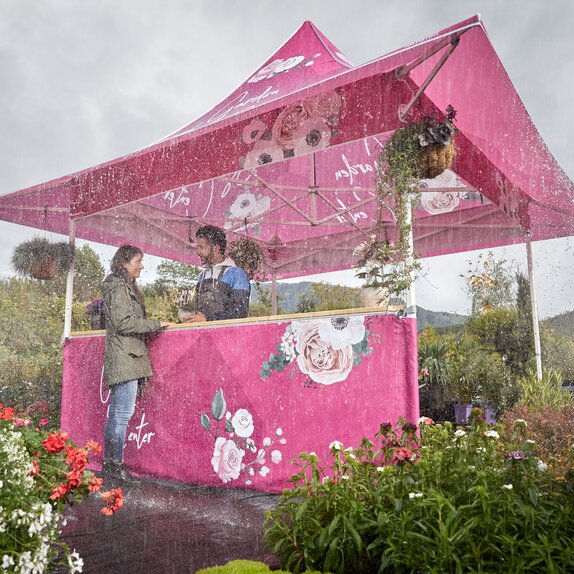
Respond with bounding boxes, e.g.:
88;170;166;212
1;16;572;278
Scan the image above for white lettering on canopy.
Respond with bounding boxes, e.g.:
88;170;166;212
334;153;376;186
207;85;280;125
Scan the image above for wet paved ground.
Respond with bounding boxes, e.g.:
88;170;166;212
61;479;280;573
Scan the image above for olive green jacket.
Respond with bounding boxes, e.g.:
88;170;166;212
102;274;161;387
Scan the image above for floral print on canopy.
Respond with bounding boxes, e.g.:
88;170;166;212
239;89;342;168
201;388;285;485
224;191;271;235
261;315;372;386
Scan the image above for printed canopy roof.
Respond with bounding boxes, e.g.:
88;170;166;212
1;15;573;278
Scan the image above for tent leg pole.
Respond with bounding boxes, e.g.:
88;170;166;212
271;271;277;316
526;237;543;380
62;221;76;343
405;199;417;318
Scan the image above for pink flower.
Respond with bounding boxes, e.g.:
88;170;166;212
306;90;342;119
272;102;312;149
12;417;31;427
295;321;354;385
420;191;460;215
292;118;332;156
211;437;245;483
242;118;268;144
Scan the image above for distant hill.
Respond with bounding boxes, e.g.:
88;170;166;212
543;310;574;339
251;281;467;331
416;307;467;332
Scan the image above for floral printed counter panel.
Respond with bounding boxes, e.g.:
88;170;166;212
61;313;419;492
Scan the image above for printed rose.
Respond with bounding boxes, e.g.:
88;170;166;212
211;437;245;483
231;409;255;438
420;191;460;215
306;91;342;118
272;102;311;149
295;321;354;385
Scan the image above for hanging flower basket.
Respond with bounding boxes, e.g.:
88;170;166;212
228;236;267;282
419;141;456;180
11;238;75;280
417;105;457;179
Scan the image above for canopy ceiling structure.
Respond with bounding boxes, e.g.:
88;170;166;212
1;15;573;279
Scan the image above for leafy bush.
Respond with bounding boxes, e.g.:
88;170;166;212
0;404;123;573
264;415;574;573
501;404;574;480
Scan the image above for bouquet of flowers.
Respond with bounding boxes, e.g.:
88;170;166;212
0;403;123;573
85;299;104;315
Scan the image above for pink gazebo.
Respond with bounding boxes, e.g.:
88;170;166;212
1;16;572;490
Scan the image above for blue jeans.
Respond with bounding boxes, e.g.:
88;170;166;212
103;379;138;463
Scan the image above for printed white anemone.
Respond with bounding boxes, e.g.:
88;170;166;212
242;118;268;144
243;140;284;170
292;118;331;155
316;316;366;350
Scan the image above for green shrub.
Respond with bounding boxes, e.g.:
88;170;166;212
264;415;574;573
501;404;574;480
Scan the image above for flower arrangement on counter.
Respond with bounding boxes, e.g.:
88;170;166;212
0;403;123;573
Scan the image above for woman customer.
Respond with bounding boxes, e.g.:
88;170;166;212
101;245;171;484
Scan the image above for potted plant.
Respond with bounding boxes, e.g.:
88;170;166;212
86;299;106;330
11;237;75;280
228;236;267;283
417;105;457;179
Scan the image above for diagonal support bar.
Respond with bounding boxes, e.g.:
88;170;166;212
398;36;460;122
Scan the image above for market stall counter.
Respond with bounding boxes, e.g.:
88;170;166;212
62;309;419;492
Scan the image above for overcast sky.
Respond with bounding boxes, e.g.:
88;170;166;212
1;0;573;317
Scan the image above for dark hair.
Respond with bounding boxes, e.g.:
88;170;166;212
195;225;227;255
110;245;144;303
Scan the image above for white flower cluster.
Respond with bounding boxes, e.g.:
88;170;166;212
280;329;297;363
0;427;35;493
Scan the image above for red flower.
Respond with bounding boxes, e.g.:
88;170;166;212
67;469;84;487
85;439;102;454
39;418;49;427
65;446;88;472
392;447;416;464
1;407;15;420
100;488;124;515
49;483;71;500
88;476;104;493
42;431;69;454
28;460;40;477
